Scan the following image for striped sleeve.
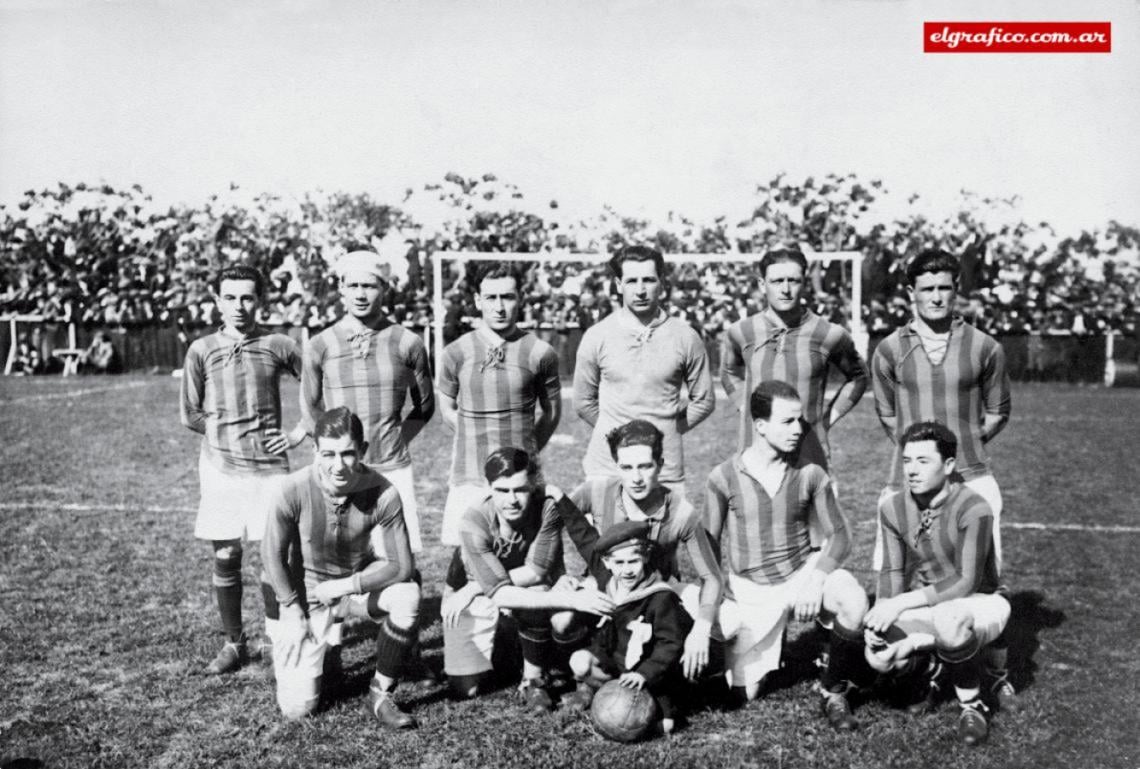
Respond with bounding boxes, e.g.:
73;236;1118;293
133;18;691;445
828;331;869;414
537;343;562;406
870;338;899;420
677;502;723;622
525;496;565;582
562;483;604;576
459;511;512;598
180;342;208;434
438;342;461;400
262;476;303;606
279;335;302;380
981;338;1012;418
923;501;994;605
703;466;730;562
361;484;413;592
876;495;906;600
808;469;850;573
299;335;326;435
405;335;436;421
719;323;747;401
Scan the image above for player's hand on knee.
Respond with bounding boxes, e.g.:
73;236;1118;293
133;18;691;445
313;577;353;606
618;672;646;690
442;585;479;628
793;572;825;622
864;597;902;634
278;607;311;667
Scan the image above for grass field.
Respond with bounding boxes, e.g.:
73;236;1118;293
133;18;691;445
1;376;1138;769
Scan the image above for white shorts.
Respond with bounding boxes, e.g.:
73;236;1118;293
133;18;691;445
442;483;489;547
894;593;1011;648
873;475;1004;573
719;553;823;688
194;452;286;542
382;464;423;554
267;581;420;718
442;594;501;677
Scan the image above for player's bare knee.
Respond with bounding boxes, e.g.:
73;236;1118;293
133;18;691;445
931;602;973;647
383;582;421;629
569;648;594;679
823;569;868;626
550;610;577;635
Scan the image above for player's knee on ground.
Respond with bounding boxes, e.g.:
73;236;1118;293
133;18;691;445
569;649;596;680
276;674;321;721
822;569;868;628
931;601;975;648
211;540;243;587
375;580;421;629
448;672;485;699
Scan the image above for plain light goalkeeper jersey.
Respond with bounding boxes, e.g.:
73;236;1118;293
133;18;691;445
180;327;301;475
301;316;435;472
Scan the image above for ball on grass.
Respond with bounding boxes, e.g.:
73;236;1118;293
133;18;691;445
590;680;658;743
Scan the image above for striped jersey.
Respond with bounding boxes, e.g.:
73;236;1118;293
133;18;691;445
720;309;867;461
871;318;1011;487
704;453;850;585
876;482;999;604
574;309;715;484
261;464;413;609
562;477;721;620
439;325;561;486
180;327;301;474
301;316;434;471
451;492;568;598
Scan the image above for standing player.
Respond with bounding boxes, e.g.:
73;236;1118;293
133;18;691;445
705;381;870;729
574;245;715;496
180;264;305;674
870;248;1014;703
556;420;722;682
301;250;434;553
863;421;1009;746
438;263;562;546
720;246;867;467
262;407;422;727
441;447;613;710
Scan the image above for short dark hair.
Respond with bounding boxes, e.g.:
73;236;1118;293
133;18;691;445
314;405;365;447
906;249;960;287
484;446;537;482
759;247;808;278
214;264;265;296
475;262;523;293
901;421;958;461
608;245;666;281
606;419;665;465
749;380;801;421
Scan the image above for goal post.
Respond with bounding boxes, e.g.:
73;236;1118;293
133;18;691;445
430;250;866;382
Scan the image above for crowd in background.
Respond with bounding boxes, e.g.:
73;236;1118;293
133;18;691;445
2;174;1137;358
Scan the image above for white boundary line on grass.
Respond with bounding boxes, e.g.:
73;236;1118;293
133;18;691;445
0;500;1138;533
3;380;152;403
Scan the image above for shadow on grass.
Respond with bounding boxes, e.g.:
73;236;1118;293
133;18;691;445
1006;589;1065;692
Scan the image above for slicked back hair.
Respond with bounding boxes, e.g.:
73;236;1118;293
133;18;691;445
608;245;666;281
906;249;960;287
749;380;802;421
475;262;523;293
484;446;538;483
314;405;365;448
759;247;808;278
214;264;265;296
901;420;958;461
605;419;665;464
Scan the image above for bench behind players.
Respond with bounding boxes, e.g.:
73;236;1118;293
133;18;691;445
261;407;422;728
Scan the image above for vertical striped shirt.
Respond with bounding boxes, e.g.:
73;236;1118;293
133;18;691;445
439;325;561;486
720;309;867;463
180;327;301;474
871;318;1011;487
301;316;435;471
262;464;413;609
562;477;721;621
704;453;850;585
452;492;567;598
876;482;999;605
574;309;715;484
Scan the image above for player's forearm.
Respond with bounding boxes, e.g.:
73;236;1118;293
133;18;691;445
399;417;427;446
509;564;545;588
261;530;300;606
696;576;722;624
181;407;208;434
439;397;459;431
533;407;560;451
981;412;1008;444
827;376;867;426
558;493;603;572
683;391;715;432
877;413;898;441
490;584;576;612
356;559;410;594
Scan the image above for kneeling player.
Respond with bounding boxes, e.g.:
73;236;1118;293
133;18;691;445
441;447;613;712
864;421;1009;746
261;407;422;728
705;380;870;729
564;520;692;735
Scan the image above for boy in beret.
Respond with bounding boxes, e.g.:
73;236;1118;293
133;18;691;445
563;520;693;735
